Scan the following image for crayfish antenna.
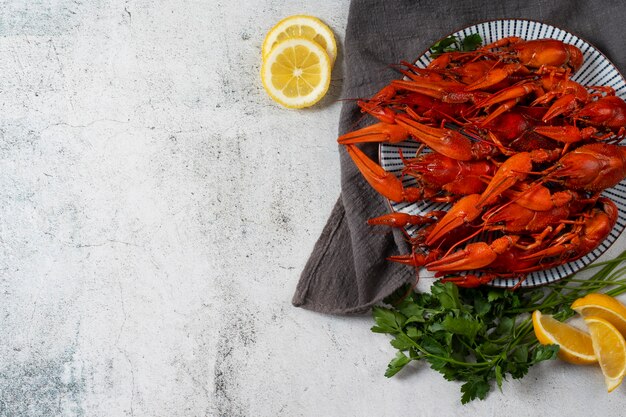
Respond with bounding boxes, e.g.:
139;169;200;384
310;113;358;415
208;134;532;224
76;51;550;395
510;274;528;291
387;249;437;293
386;249;440;306
439;273;499;289
440;227;486;258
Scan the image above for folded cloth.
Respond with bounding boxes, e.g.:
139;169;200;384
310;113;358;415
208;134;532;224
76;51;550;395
293;0;626;314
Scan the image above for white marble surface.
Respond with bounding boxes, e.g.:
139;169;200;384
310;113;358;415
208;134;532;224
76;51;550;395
1;1;626;416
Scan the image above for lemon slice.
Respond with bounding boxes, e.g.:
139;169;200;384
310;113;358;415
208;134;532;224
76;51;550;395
532;310;597;365
262;15;337;65
572;293;626;336
584;316;626;392
261;37;331;109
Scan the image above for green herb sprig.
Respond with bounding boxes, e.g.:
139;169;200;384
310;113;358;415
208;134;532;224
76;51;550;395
430;33;483;57
372;249;626;404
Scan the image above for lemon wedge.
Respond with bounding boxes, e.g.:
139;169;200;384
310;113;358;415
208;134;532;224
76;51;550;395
262;15;337;65
532;310;597;365
261;37;331;109
572;293;626;336
584;315;626;392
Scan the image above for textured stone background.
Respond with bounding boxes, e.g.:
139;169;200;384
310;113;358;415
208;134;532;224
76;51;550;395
1;1;625;416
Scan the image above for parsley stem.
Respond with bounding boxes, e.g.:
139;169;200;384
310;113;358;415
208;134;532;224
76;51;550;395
504;318;533;352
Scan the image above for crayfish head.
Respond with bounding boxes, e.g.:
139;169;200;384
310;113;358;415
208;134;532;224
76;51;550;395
596;197;619;229
564;44;584;72
576;98;615;124
578;197;619;254
575;96;626;128
483;110;531;143
514;40;583;71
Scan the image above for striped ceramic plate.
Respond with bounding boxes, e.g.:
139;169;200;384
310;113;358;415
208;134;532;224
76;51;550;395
379;19;626;288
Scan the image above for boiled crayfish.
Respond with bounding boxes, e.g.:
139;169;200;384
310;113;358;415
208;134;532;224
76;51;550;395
339;36;626;289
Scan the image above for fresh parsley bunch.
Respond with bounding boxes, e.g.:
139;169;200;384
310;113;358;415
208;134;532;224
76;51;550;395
373;283;557;403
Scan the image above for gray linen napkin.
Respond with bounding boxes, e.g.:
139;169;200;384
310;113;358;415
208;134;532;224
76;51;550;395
293;0;626;314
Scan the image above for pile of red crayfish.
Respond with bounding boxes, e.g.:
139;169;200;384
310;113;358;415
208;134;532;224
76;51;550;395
339;36;626;289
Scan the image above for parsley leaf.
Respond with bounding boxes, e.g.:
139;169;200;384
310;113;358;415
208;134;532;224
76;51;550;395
371;306;405;333
461;378;490;404
430;33;483;57
430;36;459;56
494;365;503;390
461;33;483;51
385;351;411;377
431;282;461;310
532;344;560;363
441;315;482;343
